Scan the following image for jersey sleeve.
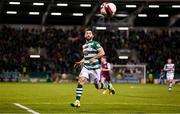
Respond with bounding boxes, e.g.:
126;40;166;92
172;64;175;71
94;41;102;50
163;64;167;71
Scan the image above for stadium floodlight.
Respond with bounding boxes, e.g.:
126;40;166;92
80;4;91;7
148;5;159;8
57;3;68;6
115;14;128;17
72;13;83;16
125;5;136;8
138;14;147;17
30;55;40;58
119;56;128;59
96;27;106;30
6;11;17;14
51;12;62;16
158;14;169;17
29;12;40;15
172;5;180;8
33;3;44;6
9;2;20;5
118;27;129;30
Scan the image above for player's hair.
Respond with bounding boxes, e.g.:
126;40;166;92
85;28;93;32
85;27;96;37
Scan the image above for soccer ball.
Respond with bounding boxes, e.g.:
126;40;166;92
100;2;117;17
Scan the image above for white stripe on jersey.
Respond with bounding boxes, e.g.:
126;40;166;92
83;43;94;48
83;48;97;52
84;59;98;64
84;65;100;69
84;53;96;58
164;63;175;74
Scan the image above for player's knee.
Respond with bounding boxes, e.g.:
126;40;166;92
78;79;84;85
78;77;86;85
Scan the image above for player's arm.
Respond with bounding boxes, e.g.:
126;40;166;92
89;48;105;64
74;59;84;68
163;64;168;71
93;47;105;59
172;65;175;71
163;64;170;71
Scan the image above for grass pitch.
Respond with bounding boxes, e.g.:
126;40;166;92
0;83;180;113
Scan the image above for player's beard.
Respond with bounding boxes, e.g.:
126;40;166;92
85;36;93;41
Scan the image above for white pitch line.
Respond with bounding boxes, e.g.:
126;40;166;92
13;103;40;114
20;102;180;107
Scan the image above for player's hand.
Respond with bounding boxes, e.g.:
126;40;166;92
101;68;106;71
74;61;83;68
89;58;96;64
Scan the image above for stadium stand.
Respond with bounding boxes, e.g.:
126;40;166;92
0;25;180;82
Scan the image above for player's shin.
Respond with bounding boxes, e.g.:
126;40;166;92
169;82;173;88
94;78;109;89
76;84;83;101
100;82;110;89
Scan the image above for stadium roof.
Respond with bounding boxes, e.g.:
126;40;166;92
0;0;180;27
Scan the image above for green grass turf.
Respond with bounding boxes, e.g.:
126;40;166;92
0;83;180;113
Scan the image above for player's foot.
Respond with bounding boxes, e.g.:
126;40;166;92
109;83;115;95
102;89;108;94
70;100;80;108
168;87;172;92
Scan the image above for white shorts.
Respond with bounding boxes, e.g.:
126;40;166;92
166;73;174;80
79;67;101;83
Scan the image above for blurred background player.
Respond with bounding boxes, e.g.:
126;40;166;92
101;56;115;94
70;29;115;108
159;69;165;84
164;58;175;91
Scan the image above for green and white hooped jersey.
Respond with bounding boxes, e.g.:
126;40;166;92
83;40;102;70
164;63;175;74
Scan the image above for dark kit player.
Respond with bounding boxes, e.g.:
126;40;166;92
101;56;115;94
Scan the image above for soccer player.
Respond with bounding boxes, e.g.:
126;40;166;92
70;29;115;108
159;69;165;84
101;56;115;94
163;58;175;91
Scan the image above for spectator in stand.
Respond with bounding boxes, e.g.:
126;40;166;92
0;25;179;79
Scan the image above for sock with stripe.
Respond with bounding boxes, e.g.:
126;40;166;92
100;82;110;89
169;82;173;89
76;84;83;101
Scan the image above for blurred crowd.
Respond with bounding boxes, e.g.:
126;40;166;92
0;25;180;75
96;29;180;73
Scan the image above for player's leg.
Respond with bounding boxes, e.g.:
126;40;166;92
95;80;115;94
106;75;115;95
93;69;107;89
159;76;162;84
101;76;108;94
168;79;173;91
167;74;174;91
101;76;105;83
167;75;170;91
93;69;115;94
70;67;88;108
